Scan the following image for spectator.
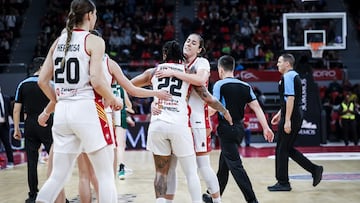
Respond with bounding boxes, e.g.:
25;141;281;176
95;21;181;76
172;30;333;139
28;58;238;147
108;30;121;53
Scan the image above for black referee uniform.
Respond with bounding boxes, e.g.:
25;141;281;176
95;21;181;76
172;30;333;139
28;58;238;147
275;70;319;185
14;74;53;200
213;77;258;203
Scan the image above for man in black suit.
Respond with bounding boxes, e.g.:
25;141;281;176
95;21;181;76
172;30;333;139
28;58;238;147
0;85;14;168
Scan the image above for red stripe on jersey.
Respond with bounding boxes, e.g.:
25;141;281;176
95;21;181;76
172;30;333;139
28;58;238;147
187;85;193;127
84;33;91;56
204;103;210;128
106;56;112;75
94;94;113;145
186;57;197;70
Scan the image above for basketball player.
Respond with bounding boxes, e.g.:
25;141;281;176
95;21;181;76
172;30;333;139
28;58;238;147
112;84;135;180
155;33;225;203
72;29;172;202
130;40;203;203
35;0;122;202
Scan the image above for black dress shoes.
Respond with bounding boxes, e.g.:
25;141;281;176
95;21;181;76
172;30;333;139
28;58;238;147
313;165;324;187
267;182;292;191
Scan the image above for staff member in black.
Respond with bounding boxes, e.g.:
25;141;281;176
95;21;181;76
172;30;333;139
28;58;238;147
268;53;323;192
0;85;14;168
13;57;55;203
212;55;274;203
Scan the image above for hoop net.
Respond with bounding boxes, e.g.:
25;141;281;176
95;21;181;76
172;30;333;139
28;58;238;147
308;42;324;58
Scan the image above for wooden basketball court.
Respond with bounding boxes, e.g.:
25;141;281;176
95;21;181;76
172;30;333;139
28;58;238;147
1;143;360;203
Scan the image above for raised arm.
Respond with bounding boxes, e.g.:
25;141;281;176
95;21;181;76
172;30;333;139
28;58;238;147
155;67;209;86
109;59;170;100
130;68;155;87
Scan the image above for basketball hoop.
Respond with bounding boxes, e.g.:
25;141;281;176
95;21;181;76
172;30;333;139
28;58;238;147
308;42;324;59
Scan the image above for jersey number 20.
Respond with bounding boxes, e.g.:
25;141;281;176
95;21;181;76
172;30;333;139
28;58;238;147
54;57;80;84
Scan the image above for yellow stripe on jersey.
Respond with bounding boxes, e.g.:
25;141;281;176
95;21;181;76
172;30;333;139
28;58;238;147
95;102;108;122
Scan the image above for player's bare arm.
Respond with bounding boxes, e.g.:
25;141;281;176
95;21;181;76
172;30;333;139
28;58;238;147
193;85;233;125
109;60;171;100
155;65;209;86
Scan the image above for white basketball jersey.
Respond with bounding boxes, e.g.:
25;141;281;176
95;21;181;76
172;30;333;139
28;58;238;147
150;63;191;126
52;30;93;100
103;54;112;86
187;57;211;128
102;54;113;113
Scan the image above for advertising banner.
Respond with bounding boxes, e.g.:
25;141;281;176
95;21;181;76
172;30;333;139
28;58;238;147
296;72;322;146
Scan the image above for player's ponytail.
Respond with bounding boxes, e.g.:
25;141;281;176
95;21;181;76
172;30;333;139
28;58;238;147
60;0;96;69
60;12;75;69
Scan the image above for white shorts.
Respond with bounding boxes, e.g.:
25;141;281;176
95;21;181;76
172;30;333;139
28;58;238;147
147;120;195;157
192;128;212;153
52;100;113;154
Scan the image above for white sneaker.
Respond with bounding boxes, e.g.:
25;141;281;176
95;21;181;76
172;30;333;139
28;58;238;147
6;162;14;169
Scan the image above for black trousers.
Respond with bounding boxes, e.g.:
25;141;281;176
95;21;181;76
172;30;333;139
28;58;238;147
275;117;317;184
216;121;257;202
0;123;13;163
24;117;53;198
341;118;358;145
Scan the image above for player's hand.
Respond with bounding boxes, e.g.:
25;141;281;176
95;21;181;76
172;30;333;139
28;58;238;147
223;110;233;125
155;69;174;78
13;129;22;140
284;120;291;134
156;90;172;101
38;110;50;127
263;127;274;142
108;97;123;111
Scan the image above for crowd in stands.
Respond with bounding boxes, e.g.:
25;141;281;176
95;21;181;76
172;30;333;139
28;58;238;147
33;0;334;71
189;0;332;70
33;0;175;69
0;0;28;64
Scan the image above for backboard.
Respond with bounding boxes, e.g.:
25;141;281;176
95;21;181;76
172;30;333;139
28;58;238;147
283;12;347;51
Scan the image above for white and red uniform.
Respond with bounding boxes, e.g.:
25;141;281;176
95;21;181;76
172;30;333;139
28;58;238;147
147;62;194;157
102;54;116;147
51;29;113;154
187;57;212;153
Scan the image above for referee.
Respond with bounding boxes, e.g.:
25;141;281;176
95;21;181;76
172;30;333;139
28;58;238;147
267;53;323;191
12;57;54;203
212;55;274;203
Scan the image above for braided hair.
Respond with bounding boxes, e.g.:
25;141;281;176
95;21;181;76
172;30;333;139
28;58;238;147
60;0;96;69
162;40;183;63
